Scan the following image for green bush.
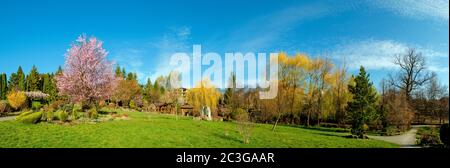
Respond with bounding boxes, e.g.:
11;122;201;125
69;110;78;120
440;124;449;146
49;100;64;111
17;112;43;124
418;133;441;146
69;103;82;120
0;100;8;115
31;101;42;111
73;103;82;112
15;111;34;121
46;110;54;122
55;110;68;122
129;100;136;109
87;108;98;119
62;104;73;113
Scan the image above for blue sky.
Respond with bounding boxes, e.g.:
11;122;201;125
0;0;448;89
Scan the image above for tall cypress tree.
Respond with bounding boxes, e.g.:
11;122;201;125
17;66;26;91
346;66;378;138
0;73;7;99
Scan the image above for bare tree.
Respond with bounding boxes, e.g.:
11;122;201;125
425;73;448;124
389;48;433;101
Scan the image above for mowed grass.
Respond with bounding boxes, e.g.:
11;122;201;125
0;111;398;148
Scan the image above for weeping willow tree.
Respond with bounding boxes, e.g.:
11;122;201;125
186;78;221;117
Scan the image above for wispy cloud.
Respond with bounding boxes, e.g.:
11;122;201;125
369;0;449;22
331;39;449;73
223;2;339;52
150;26;192;81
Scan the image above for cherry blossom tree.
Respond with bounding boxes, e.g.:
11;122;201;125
56;35;115;106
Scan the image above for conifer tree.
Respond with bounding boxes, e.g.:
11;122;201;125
0;73;7;99
26;65;41;91
8;66;26;91
346;66;378;138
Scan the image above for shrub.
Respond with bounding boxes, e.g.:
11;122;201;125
87;108;98;119
55;110;68;122
418;133;441;146
129;100;136;109
73;103;82;112
31;101;42;111
49;100;65;111
0;100;8;115
15;111;34;121
69;105;80;121
17;112;43;124
98;100;106;108
236;108;253;144
108;102;116;108
62;104;73;113
46;110;54;122
440;124;449;146
7;91;27;111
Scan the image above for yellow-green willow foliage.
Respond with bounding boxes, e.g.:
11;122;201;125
186;78;221;116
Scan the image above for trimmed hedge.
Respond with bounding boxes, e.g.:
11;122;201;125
16;112;43;124
15;111;34;121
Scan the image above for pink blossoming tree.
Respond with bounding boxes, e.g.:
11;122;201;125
56;35;115;107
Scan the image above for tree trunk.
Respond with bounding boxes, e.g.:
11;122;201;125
307;111;310;126
317;115;320;126
272;114;281;131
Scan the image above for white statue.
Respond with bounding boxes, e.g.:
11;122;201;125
201;106;212;121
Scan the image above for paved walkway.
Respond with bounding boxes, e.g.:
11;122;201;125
368;125;435;148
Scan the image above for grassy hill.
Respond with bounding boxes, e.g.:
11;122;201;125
0;110;398;148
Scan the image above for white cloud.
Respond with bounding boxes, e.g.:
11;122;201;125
331;39;449;72
369;0;449;21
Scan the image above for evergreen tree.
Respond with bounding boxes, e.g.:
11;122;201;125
26;65;41;91
56;66;63;75
0;73;7;99
8;73;18;91
126;72;137;81
346;66;378;138
17;66;26;91
42;73;58;101
224;72;238;108
115;64;122;77
8;66;25;91
143;78;153;102
121;68;126;79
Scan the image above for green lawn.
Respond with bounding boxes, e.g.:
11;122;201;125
0;110;398;148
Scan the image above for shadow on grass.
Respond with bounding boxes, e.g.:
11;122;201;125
287;125;350;133
311;132;349;138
